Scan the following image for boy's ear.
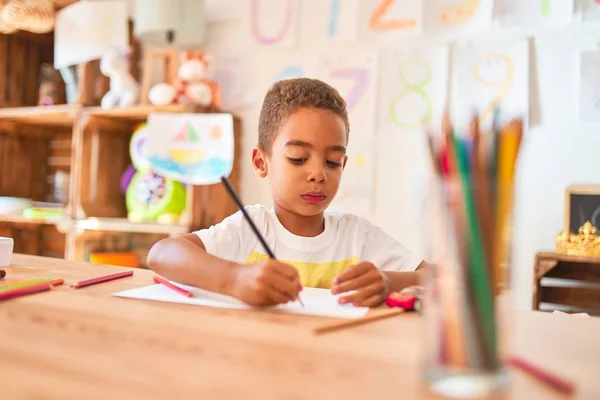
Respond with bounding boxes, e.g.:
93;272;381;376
252;146;268;178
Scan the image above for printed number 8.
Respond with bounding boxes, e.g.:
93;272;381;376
390;58;432;130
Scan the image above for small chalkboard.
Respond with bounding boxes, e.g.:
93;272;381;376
564;185;600;233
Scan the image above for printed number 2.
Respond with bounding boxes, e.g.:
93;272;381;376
370;0;417;31
329;69;369;110
250;0;294;45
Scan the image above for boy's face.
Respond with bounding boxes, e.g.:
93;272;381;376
253;108;347;217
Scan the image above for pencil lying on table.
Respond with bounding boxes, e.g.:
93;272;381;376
0;284;52;301
154;276;193;297
71;271;134;289
508;356;575;395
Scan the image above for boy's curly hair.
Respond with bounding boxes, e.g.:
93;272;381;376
258;78;349;153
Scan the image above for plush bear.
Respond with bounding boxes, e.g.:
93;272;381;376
148;50;221;110
100;47;140;109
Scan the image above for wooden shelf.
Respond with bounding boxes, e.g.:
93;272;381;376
85;104;195;120
0;104;79;128
75;218;191;236
0;213;72;231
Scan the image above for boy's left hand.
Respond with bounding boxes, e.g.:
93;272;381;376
331;262;388;307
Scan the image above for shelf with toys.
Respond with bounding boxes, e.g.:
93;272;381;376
0;50;241;268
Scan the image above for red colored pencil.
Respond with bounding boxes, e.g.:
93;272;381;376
0;284;51;301
153;276;193;297
508;356;575;395
71;271;134;289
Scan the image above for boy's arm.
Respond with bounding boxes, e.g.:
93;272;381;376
147;233;239;296
382;261;429;293
147;233;301;306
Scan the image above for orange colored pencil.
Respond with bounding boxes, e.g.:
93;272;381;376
153;276;193;297
71;271;134;289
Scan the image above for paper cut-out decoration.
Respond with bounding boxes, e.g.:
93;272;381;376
328;140;375;217
248;0;300;48
583;0;600;21
144;113;235;185
359;0;422;43
54;0;128;69
379;46;449;134
318;52;378;139
497;0;573;28
424;0;493;35
453;40;529;131
579;51;600;123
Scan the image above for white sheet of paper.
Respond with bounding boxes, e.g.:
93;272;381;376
579;51;600;123
205;0;242;22
317;51;378;140
113;285;369;319
54;0;128;69
328;139;375;217
358;0;422;43
212;53;261;110
496;0;574;28
423;0;493;36
245;0;300;48
583;0;600;21
379;46;449;135
144;113;235;185
452;39;529;131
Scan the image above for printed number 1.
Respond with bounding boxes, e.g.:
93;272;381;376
370;0;417;31
328;0;340;37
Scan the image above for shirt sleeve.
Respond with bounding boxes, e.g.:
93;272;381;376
359;218;422;272
193;206;259;264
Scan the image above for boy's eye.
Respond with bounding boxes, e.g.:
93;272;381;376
288;157;306;165
327;160;343;168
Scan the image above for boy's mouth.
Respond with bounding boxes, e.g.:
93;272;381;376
301;192;327;203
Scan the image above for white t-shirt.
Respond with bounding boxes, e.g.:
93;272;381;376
195;204;422;289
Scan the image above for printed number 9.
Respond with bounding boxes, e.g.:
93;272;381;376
473;54;514;124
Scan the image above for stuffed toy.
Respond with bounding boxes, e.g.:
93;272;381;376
148;50;221;110
0;0;68;34
100;46;140;109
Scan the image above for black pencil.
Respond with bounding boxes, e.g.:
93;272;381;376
220;176;305;307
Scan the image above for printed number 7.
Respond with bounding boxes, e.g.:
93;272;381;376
329;69;369;110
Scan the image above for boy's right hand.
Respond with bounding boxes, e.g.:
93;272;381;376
230;260;301;307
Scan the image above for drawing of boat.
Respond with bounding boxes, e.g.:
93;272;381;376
168;148;205;165
168;121;205;165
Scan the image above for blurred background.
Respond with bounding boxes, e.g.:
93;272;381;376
0;0;598;313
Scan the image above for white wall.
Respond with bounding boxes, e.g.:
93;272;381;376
152;1;600;310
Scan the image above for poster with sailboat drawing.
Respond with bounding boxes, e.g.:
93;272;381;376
144;113;235;185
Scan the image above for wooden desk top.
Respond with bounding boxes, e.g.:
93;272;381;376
1;254;599;400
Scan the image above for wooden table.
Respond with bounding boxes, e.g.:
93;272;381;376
1;255;599;399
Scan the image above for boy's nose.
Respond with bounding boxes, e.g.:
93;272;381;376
307;167;327;183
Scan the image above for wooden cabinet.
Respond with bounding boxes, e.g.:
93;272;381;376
0;104;243;267
532;252;600;315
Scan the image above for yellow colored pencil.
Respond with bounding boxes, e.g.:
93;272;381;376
493;119;522;292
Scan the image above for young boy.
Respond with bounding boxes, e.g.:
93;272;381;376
147;78;426;307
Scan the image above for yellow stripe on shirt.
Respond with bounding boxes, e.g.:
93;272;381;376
244;251;359;289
